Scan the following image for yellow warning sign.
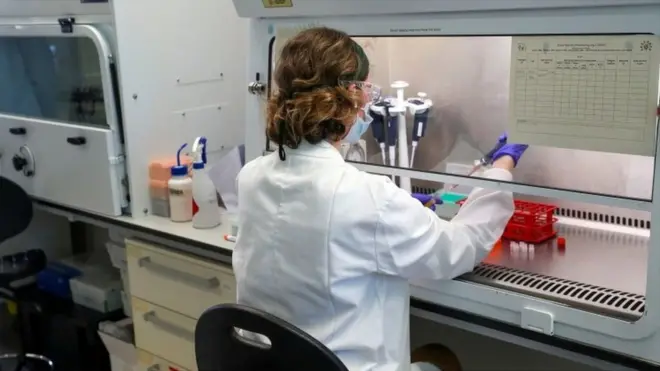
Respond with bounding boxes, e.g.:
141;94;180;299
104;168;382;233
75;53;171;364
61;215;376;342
263;0;293;8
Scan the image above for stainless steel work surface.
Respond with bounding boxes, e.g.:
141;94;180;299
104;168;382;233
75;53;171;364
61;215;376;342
482;223;648;295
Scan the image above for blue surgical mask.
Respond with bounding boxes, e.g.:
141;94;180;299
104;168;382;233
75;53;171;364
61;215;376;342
343;109;373;144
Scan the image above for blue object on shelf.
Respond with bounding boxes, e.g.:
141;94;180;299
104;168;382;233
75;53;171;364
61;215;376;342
37;262;82;298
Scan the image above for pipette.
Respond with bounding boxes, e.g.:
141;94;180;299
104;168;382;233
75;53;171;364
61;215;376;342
369;100;392;165
444;134;508;193
386;114;398;168
407;92;431;167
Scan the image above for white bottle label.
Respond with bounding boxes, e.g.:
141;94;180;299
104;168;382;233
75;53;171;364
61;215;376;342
169;188;193;222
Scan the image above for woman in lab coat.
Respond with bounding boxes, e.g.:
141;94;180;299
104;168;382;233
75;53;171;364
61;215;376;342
233;27;527;371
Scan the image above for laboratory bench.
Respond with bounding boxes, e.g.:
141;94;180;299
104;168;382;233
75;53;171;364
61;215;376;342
33;200;653;371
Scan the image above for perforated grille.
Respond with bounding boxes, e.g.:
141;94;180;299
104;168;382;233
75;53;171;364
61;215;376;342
463;263;646;320
554;207;650;229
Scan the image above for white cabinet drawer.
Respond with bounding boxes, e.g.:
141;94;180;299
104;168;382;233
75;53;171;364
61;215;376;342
137;349;189;371
126;239;235;319
133;298;197;371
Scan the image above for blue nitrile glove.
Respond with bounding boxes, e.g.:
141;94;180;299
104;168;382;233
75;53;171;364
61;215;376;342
490;132;528;167
412;193;442;211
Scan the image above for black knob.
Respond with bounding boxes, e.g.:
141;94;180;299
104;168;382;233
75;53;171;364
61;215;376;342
12;155;27;171
66;136;86;146
9;127;26;135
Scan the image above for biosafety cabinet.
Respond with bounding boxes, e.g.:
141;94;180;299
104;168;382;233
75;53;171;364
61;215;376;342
0;0;127;216
234;0;660;366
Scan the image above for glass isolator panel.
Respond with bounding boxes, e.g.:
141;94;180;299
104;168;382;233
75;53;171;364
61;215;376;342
353;36;657;200
0;36;107;127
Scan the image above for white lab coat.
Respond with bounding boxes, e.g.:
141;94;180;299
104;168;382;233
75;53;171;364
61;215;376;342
233;140;514;371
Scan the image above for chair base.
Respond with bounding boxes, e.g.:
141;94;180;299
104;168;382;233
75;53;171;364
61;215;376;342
0;353;54;371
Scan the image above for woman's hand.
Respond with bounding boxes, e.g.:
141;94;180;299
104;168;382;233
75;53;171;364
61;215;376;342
490;133;528;170
411;193;441;211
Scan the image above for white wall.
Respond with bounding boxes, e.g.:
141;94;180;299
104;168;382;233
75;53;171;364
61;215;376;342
112;0;248;217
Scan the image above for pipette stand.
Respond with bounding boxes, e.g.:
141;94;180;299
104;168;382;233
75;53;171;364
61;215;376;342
390;81;411;193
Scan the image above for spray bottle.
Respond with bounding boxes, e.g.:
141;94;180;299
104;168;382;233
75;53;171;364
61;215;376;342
191;136;221;229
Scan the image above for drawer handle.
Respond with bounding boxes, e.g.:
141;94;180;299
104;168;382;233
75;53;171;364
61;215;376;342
137;256;220;290
143;311;194;341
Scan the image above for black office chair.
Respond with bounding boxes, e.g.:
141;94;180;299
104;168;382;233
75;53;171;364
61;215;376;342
0;177;53;371
195;304;348;371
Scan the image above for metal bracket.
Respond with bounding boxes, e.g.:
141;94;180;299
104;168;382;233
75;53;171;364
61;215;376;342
248;72;267;95
109;155;125;165
58;17;76;34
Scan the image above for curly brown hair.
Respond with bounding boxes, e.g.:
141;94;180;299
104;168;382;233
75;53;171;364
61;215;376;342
267;27;370;160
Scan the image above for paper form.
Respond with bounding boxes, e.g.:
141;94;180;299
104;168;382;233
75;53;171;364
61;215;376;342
507;36;660;156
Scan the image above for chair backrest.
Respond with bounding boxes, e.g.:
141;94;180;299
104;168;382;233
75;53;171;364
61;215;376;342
0;176;33;245
195;304;349;371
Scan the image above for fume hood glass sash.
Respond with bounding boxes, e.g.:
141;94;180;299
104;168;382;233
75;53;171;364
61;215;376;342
0;24;120;132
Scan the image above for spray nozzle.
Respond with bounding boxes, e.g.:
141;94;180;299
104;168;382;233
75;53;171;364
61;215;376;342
192;136;208;165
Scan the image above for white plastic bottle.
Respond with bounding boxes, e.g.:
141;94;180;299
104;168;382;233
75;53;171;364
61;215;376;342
191;137;221;229
168;144;193;222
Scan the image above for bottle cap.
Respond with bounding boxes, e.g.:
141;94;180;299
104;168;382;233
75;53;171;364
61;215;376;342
557;236;566;248
171;165;188;176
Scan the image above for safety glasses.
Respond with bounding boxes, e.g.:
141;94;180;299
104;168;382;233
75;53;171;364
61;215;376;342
339;80;382;103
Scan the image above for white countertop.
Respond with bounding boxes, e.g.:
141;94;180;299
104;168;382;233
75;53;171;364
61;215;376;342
35;202;236;253
115;213;236;251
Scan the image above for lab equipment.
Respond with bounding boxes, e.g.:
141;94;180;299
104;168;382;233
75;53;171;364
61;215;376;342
465;133;508;178
168;144;193;222
368;87;433;192
191;137;221;229
237;1;660;367
557;237;566;249
444;133;527;194
504;200;557;243
224;234;237;243
457;199;557;243
407;92;433;167
390;81;412;191
149;157;192;218
369;99;396;166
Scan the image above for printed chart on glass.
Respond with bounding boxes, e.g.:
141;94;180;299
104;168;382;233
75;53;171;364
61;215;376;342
507;36;660;156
